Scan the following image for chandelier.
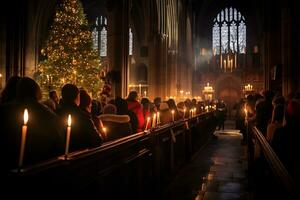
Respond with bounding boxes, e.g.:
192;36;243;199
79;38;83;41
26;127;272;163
202;83;214;101
243;83;253;92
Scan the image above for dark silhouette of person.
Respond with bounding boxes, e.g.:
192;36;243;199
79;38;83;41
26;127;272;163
0;77;63;170
56;84;103;152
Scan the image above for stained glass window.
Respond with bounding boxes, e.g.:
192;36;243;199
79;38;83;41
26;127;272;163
129;28;133;56
92;16;107;57
212;7;246;55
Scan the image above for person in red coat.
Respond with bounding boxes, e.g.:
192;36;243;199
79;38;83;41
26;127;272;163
127;91;144;132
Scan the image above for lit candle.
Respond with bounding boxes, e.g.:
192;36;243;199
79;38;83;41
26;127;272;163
171;110;175;122
220;54;223;68
139;84;142;95
65;114;72;159
235;53;237;68
73;70;77;84
183;108;186;118
244;106;248;118
157;112;160;125
0;73;3;89
152;113;156;128
19;109;29;169
145;117;150;131
144;90;147;97
102;127;107;138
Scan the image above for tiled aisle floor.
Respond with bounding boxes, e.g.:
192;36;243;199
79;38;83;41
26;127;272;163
165;120;248;200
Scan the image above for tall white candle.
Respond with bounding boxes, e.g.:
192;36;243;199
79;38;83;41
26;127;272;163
65;114;72;158
145;117;150;131
171;110;175;122
152;113;156;128
157;112;160;125
19;109;29;169
139;84;142;95
183;108;186;118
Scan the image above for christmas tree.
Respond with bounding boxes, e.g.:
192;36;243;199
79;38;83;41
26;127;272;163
38;0;103;98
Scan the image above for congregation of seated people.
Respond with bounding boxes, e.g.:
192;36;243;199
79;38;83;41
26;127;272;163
0;76;213;171
235;90;300;185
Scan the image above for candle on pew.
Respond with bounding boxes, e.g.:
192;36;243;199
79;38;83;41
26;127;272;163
152;113;156;128
183;108;186;118
64;114;72;159
157;112;160;125
171;110;175;122
18;109;29;169
145;117;150;131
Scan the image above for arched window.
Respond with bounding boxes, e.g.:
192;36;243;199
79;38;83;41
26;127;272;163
212;7;246;54
92;16;107;57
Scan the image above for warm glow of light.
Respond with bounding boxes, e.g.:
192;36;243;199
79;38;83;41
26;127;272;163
67;114;72;127
0;73;2;77
102;127;107;133
23;109;29;125
171;110;175;114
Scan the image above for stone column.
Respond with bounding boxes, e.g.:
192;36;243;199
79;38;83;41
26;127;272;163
107;0;130;98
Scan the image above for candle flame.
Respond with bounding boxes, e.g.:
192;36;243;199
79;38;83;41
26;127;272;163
102;127;107;133
147;117;150;121
67;114;72;127
23;109;28;125
171;110;175;114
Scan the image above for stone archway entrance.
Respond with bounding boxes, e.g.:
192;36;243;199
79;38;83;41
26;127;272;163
215;74;242;119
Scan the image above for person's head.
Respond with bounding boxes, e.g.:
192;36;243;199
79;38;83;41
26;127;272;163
167;99;177;110
0;76;21;104
103;104;117;114
285;99;300;125
49;90;59;102
91;99;102;116
79;89;92;113
272;95;285;106
115;96;128;115
61;84;80;106
154;97;161;108
159;102;169;111
16;77;42;102
127;91;138;102
271;104;284;123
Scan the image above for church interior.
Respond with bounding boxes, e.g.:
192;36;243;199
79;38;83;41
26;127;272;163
0;0;299;199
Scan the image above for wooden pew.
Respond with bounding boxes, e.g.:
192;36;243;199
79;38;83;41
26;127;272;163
2;112;217;199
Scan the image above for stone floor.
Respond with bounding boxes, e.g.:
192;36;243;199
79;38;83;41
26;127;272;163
165;120;248;200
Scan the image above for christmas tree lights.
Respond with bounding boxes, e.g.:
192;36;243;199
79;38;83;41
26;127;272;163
37;0;103;98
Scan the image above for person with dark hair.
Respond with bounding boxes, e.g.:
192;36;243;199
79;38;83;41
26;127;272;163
154;97;161;110
272;99;300;182
99;99;132;142
126;91;144;132
0;76;21;105
255;90;274;135
79;89;106;140
167;99;179;120
43;90;59;111
57;84;103;152
115;96;138;133
266;104;284;142
0;77;63;170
